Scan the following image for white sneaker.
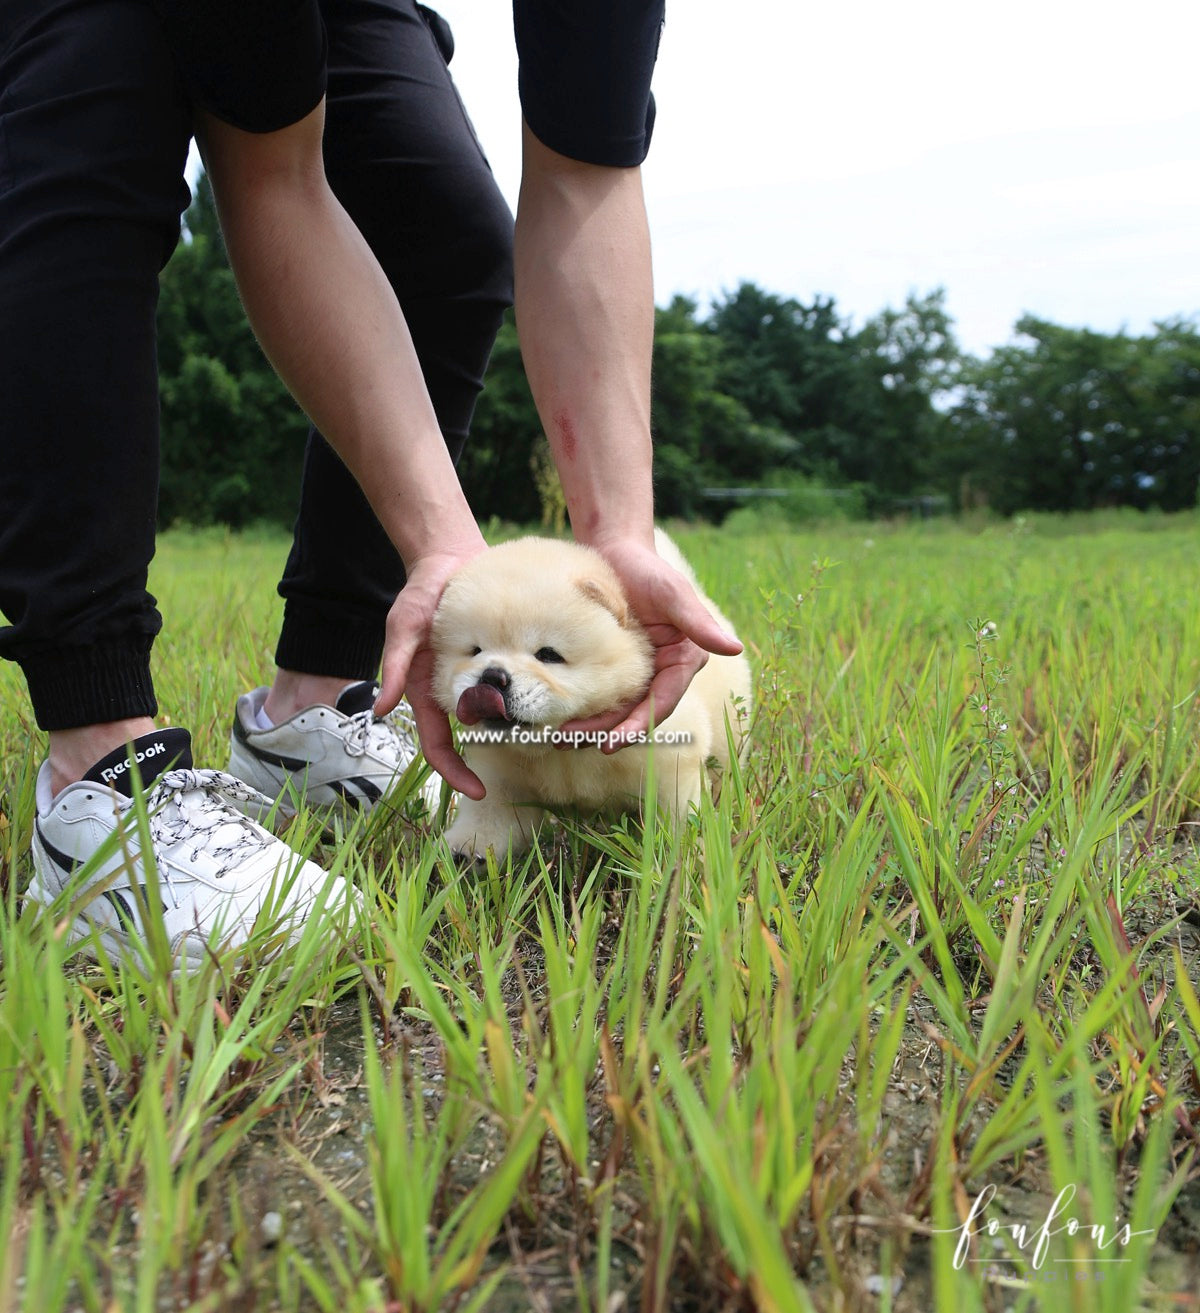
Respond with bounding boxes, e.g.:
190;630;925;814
228;681;442;819
24;729;355;972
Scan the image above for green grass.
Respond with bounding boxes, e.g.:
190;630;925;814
1;512;1198;1311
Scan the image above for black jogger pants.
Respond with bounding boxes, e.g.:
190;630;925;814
0;0;513;730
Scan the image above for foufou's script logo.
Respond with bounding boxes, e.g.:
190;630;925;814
939;1184;1155;1274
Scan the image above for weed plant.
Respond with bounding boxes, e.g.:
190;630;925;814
1;514;1198;1310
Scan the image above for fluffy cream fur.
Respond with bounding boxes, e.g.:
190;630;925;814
431;530;752;859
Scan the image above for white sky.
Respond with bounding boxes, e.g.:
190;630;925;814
435;0;1200;357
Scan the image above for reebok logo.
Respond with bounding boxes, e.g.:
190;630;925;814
85;729;191;795
100;741;167;784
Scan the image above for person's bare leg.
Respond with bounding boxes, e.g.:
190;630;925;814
262;670;361;725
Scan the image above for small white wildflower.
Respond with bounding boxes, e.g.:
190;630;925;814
863;538;875;549
978;620;998;639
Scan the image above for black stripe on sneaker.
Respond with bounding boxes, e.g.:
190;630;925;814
329;777;383;808
35;822;156;926
35;819;80;879
232;712;307;771
353;777;383;803
103;889;137;930
242;740;310;773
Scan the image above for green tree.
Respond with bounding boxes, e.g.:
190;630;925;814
708;284;850;444
949;317;1200;513
159;190;1196;529
1124;319;1200;508
649;296;796;516
702;283;959;513
848;290;960;506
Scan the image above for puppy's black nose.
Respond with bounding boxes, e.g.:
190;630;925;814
479;666;510;691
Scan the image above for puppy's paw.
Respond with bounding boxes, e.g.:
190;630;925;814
445;801;541;863
446;827;512;865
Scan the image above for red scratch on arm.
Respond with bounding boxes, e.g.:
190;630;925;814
554;409;577;461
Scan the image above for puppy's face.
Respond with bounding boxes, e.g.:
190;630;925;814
431;540;654;746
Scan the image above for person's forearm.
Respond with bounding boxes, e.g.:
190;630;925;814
199;106;482;568
514;121;656;550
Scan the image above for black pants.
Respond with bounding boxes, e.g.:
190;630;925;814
0;0;513;731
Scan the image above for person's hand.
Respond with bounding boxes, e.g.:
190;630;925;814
563;537;744;752
375;545;488;800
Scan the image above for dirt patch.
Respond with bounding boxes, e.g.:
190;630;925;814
172;892;1200;1311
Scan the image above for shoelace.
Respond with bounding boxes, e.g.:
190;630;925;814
343;705;422;763
148;768;277;875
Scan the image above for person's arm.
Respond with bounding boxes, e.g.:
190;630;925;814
514;123;742;746
198;103;486;796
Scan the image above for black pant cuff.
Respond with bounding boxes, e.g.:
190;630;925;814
274;604;384;682
21;640;158;732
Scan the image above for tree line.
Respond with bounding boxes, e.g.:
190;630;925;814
157;177;1200;529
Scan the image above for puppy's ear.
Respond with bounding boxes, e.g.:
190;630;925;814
575;577;631;627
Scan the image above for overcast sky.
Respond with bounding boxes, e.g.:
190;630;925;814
435;0;1199;358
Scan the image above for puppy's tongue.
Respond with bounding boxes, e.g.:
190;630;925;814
456;684;509;725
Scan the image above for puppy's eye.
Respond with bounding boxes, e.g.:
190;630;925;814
468;646;482;657
535;646;566;664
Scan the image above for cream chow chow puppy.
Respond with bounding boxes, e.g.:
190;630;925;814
430;530;751;859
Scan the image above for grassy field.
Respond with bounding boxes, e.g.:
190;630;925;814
1;512;1199;1312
